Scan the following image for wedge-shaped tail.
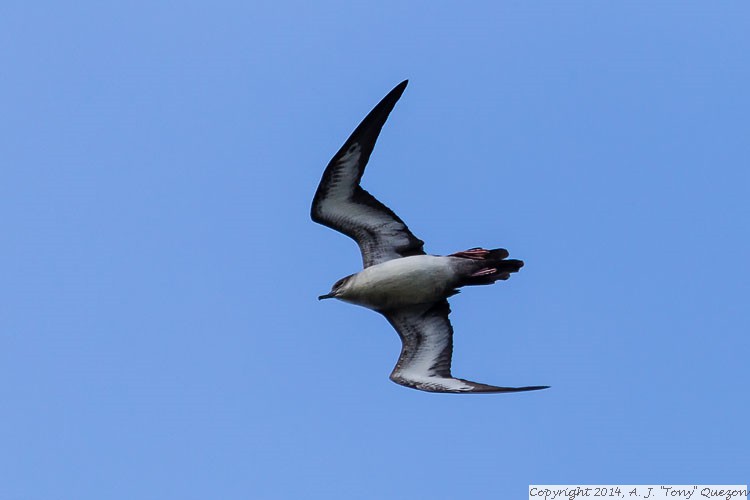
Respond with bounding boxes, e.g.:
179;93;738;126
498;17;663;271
451;247;524;287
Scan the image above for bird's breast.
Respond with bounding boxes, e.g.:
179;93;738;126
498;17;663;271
342;256;456;309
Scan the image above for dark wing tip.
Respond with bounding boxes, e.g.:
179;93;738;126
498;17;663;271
400;382;551;394
365;79;408;125
454;380;551;394
314;78;410;186
368;79;408;124
311;79;411;224
461;386;550;394
509;385;550;392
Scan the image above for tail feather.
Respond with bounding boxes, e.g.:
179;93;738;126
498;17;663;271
451;247;524;286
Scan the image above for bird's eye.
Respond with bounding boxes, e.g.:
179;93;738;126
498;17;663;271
334;277;348;289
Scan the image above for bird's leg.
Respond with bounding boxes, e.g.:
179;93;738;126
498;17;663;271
469;267;497;277
450;247;489;260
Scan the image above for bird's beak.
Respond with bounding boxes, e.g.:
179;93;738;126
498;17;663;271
318;293;336;300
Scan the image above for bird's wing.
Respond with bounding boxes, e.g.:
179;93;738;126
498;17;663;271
382;300;549;394
311;80;425;268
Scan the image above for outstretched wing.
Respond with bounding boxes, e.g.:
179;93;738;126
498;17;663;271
311;80;425;268
382;300;550;394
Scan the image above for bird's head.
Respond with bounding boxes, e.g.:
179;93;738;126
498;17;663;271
318;275;354;301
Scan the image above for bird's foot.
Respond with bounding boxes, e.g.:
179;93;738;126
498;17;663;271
470;267;497;277
450;247;489;260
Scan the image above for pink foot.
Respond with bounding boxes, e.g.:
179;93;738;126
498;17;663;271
450;248;489;260
470;267;497;277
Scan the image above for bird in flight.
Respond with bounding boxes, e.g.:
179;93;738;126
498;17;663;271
311;80;548;394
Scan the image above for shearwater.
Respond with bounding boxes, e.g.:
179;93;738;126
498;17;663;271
311;80;548;394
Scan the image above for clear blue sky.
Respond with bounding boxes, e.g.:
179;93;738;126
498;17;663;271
2;2;748;499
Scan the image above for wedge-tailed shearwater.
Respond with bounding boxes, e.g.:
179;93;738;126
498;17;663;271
312;80;548;394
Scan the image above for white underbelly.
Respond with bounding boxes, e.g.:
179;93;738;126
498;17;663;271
343;256;455;309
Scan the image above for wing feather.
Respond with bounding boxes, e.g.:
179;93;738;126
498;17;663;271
311;80;425;268
383;301;550;394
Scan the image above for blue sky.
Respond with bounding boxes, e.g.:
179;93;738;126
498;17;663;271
2;2;748;499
